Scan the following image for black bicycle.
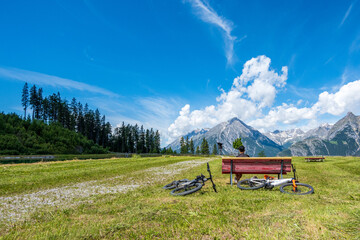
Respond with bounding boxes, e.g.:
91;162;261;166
163;162;217;196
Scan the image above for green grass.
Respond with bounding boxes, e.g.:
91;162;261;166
0;156;359;239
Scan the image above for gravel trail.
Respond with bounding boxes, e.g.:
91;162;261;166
0;158;213;223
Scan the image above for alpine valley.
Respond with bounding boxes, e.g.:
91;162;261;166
167;112;360;156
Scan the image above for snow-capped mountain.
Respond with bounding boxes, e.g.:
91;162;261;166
264;128;306;148
167;117;283;156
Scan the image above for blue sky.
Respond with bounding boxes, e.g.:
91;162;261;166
1;0;360;145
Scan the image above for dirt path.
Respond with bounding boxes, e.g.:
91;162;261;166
0;158;213;224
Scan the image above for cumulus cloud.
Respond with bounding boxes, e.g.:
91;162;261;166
314;80;360;115
167;55;288;141
186;0;237;64
167;55;360;143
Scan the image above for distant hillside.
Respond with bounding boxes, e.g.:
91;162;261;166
0;113;107;155
278;112;360;156
168;117;283;156
264;124;332;148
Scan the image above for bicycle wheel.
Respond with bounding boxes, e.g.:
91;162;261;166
163;179;189;190
280;183;314;195
170;183;202;196
237;179;266;190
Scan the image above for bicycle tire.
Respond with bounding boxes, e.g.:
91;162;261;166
170;183;202;196
237;179;266;190
279;183;314;195
163;179;189;190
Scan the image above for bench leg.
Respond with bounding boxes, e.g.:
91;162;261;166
280;160;283;179
230;160;233;186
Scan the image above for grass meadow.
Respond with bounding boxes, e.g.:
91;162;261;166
0;156;359;239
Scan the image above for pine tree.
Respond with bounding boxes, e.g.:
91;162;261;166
185;136;189;153
232;137;243;150
166;147;174;154
77;102;85;135
180;136;187;154
42;97;49;122
127;124;134;153
133;124;139;153
29;85;37;120
104;121;112;148
21;83;29;119
94;109;101;144
196;146;200;155
149;128;155;153
201;138;209;155
212;143;217;155
189;138;195;154
145;129;150;153
36;88;43;119
161;147;167;154
70;98;78;131
138;125;145;153
154;130;161;153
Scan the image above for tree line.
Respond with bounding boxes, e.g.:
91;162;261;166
0;113;106;155
179;136;217;155
20;83;161;154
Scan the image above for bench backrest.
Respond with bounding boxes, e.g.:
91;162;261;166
222;157;292;175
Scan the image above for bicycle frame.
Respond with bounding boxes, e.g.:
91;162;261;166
248;164;299;188
247;177;294;187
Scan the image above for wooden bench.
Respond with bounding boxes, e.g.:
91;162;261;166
305;157;325;162
222;157;292;185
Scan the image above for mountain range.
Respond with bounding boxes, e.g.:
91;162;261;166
279;112;360;156
168;117;283;156
168;112;360;156
264;123;332;148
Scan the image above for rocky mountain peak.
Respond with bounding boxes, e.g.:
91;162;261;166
228;117;248;126
327;112;360;140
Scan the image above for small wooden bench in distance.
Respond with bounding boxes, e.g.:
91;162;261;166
305;157;325;162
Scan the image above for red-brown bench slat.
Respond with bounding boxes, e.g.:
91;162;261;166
222;157;292;175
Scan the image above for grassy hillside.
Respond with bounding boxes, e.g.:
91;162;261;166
0;113;107;155
0;156;359;239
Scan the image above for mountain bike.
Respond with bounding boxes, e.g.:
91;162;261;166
237;164;314;195
163;162;217;196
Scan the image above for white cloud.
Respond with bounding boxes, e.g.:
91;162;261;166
339;3;354;28
0;66;119;97
167;55;288;141
186;0;237;64
314;80;360;115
